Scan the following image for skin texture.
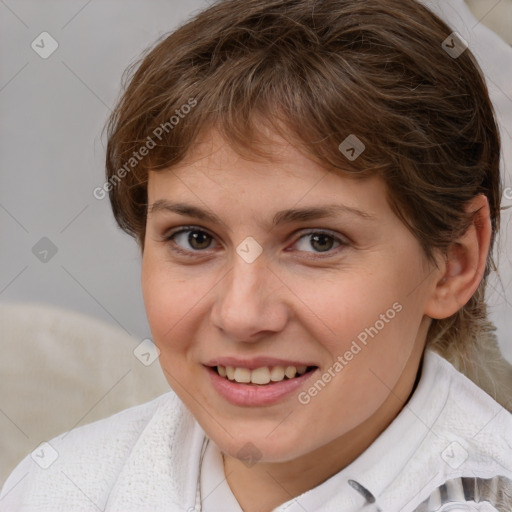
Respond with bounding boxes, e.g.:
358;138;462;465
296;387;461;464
141;128;491;512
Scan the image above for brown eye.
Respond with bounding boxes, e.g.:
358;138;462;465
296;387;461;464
166;227;216;254
187;230;212;250
309;233;335;252
292;230;346;256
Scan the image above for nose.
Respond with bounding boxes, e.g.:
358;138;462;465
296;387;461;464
210;251;289;343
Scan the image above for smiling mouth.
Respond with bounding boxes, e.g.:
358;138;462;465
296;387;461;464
213;365;318;385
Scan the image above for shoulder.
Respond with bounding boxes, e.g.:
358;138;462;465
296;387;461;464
430;349;512;454
0;391;179;510
400;350;512;511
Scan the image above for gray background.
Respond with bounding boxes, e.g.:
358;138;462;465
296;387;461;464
0;1;207;342
1;0;511;359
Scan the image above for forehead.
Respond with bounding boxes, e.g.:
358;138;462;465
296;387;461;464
147;127;384;200
164;127;323;180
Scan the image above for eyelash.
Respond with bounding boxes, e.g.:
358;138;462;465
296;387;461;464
162;225;348;259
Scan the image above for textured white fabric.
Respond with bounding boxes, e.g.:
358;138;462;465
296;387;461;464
2;349;511;512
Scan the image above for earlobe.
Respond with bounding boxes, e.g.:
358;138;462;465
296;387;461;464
424;195;491;320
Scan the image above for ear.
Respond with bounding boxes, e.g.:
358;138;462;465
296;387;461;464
424;194;492;320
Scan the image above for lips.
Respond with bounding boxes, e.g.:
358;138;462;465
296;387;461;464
203;357;319;406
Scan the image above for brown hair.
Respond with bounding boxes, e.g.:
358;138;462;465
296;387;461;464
104;0;512;409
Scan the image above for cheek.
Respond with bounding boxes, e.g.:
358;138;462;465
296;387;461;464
141;256;192;348
141;255;221;373
290;266;423;397
141;265;205;393
287;270;400;357
316;298;423;416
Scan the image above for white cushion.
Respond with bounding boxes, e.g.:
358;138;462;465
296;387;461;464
0;301;169;486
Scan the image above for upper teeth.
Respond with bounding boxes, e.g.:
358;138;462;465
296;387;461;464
217;365;308;384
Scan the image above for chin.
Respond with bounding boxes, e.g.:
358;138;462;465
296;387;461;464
214;429;311;464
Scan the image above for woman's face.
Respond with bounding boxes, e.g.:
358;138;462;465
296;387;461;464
141;128;442;463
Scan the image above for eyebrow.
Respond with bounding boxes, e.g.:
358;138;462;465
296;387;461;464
148;200;374;228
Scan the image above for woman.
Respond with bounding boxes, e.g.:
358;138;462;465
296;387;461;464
2;0;511;510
